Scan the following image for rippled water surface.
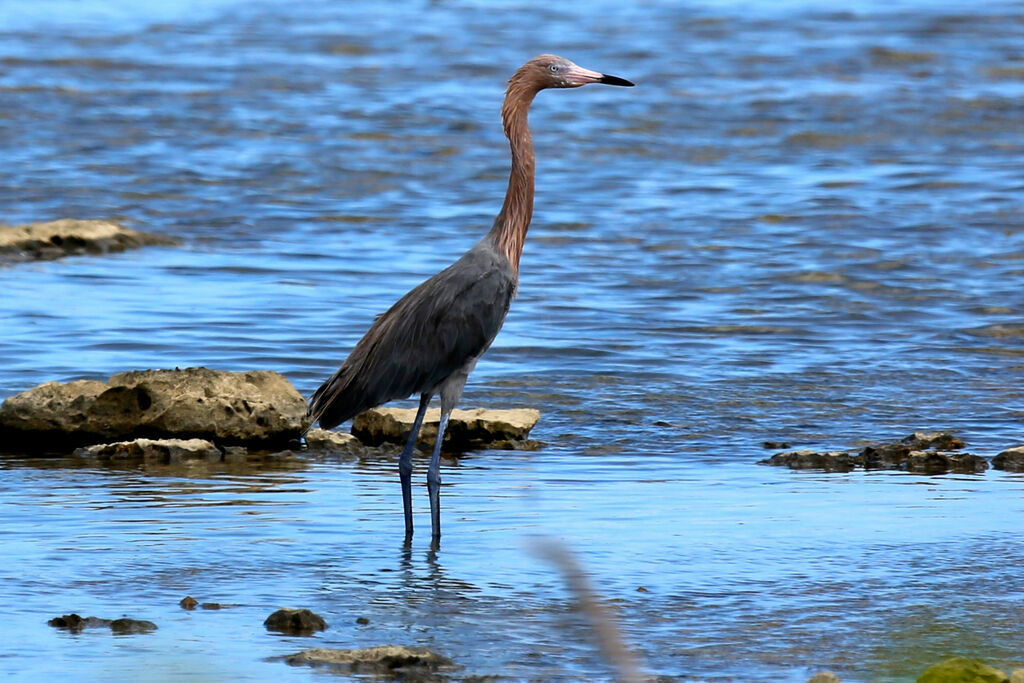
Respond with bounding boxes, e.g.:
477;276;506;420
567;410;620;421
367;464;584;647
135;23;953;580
2;0;1023;680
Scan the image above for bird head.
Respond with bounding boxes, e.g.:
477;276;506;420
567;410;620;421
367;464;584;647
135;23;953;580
519;54;635;90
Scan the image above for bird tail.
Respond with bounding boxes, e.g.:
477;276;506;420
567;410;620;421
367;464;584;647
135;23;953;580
306;365;363;432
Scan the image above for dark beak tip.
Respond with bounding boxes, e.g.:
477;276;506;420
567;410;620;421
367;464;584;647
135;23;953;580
599;74;635;87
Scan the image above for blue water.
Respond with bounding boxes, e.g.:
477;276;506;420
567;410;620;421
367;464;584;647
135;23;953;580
2;0;1024;680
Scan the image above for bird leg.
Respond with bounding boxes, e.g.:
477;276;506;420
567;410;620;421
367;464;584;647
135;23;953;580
427;409;451;542
400;392;432;539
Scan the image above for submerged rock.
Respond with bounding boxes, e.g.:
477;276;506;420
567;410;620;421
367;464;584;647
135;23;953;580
73;438;222;464
48;613;156;634
917;657;1009;683
759;450;857;472
264;608;327;635
992;446;1024;472
284;646;452;676
0;218;176;262
352;406;541;452
110;618;158;634
180;596;199;610
807;673;842;683
0;367;307;451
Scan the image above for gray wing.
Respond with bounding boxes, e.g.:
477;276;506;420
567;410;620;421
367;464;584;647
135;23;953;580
309;246;516;429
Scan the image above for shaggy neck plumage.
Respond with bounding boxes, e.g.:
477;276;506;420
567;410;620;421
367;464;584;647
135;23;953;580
487;76;538;277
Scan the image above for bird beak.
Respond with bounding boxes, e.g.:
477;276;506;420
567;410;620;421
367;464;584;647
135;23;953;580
565;64;635;87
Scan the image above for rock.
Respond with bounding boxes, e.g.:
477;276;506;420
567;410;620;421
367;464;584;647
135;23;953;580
284;646;452;676
264;608;327;635
305;428;361;452
352;406;541;452
1010;670;1024;683
73;438;222;464
905;450;952;474
109;618;157;634
917;657;1009;683
992;446;1024;472
902;431;965;451
808;673;841;683
859;443;911;470
48;613;109;631
762;441;791;449
180;596;198;610
905;451;988;474
0;218;177;262
0;367;307;450
759;450;858;472
948;453;989;474
48;613;155;634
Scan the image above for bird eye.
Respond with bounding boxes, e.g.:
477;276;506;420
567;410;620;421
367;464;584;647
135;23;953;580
549;64;559;73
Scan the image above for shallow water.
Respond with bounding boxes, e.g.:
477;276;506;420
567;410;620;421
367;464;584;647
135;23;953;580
2;0;1023;680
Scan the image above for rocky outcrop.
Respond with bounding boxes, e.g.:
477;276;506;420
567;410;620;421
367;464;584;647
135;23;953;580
993;446;1024;472
264;608;327;635
352;406;541;452
759;450;858;472
0;218;177;262
760;431;989;474
48;613;157;634
284;646;452;676
305;428;362;452
917;657;1011;683
73;438;222;464
0;368;307;451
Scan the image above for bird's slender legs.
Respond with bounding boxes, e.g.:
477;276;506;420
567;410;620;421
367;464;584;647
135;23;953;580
400;392;432;540
427;409;452;543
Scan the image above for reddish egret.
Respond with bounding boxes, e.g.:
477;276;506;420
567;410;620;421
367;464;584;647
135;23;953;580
308;54;634;541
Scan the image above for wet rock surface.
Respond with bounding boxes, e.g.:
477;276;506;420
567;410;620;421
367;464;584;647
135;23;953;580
352;406;541;452
0;218;177;262
917;657;1011;683
0;367;307;451
264;608;327;635
284;645;453;677
48;613;156;634
760;431;997;474
74;438;222;464
305;428;362;452
992;446;1024;472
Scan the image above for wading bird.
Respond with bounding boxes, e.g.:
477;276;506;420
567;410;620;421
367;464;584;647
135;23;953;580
308;54;633;541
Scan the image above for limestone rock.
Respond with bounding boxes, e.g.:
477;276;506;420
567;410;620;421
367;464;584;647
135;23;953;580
0;367;307;450
264;608;327;635
902;431;965;451
305;428;361;452
284;646;452;676
759;450;857;472
993;446;1024;472
917;657;1009;683
859;443;911;470
808;673;841;683
0;218;177;262
352;406;541;452
73;438;222;464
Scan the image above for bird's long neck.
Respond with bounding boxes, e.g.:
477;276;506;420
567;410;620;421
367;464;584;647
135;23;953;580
487;80;537;278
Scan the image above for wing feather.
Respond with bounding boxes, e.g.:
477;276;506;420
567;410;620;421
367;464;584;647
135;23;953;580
309;245;516;429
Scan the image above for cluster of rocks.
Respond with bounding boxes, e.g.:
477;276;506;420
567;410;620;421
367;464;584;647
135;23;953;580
50;601;452;678
0;367;541;462
760;431;1024;474
48;613;157;634
0;218;176;262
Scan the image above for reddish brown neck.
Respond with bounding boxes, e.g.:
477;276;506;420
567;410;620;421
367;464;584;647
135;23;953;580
487;79;538;277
